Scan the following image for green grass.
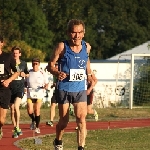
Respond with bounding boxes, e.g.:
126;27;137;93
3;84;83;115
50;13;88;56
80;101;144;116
17;127;150;150
5;107;150;124
6;107;150;150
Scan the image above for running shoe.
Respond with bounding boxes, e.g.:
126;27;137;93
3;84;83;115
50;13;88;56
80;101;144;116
53;139;63;150
46;121;53;127
12;129;18;138
30;122;36;130
35;128;40;134
15;127;23;136
69;105;74;116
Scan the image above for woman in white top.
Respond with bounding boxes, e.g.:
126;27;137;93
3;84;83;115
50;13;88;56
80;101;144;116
25;58;49;133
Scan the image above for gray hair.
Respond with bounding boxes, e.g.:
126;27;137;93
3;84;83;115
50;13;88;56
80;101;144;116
67;19;85;33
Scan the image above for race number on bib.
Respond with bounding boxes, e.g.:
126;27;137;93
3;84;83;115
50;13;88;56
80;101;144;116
28;88;44;99
0;64;4;74
69;69;86;81
30;92;39;99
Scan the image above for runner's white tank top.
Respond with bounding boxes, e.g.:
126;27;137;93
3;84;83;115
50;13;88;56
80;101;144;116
26;69;48;89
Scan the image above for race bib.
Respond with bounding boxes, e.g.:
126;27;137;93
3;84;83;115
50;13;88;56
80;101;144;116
69;69;86;81
0;64;4;74
28;88;44;99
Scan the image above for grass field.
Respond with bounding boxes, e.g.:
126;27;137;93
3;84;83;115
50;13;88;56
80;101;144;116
6;107;150;150
17;127;150;150
5;107;150;124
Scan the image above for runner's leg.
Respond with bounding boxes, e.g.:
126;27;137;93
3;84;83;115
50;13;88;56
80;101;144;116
74;102;87;147
14;97;22;128
34;100;42;128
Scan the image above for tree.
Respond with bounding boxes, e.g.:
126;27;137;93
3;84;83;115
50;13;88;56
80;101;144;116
4;40;46;62
0;0;53;54
1;0;150;60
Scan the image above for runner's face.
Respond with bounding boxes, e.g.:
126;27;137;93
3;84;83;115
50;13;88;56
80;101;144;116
68;24;85;46
13;50;21;60
32;62;40;70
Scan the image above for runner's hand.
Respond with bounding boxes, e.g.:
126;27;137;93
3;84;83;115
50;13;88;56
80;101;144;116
20;72;26;77
58;72;68;81
87;75;92;83
1;79;11;87
87;89;91;95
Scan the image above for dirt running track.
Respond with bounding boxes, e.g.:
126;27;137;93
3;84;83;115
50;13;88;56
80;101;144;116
1;118;150;150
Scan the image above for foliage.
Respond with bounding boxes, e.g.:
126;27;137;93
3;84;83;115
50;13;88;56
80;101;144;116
3;40;46;61
0;0;53;60
0;0;150;61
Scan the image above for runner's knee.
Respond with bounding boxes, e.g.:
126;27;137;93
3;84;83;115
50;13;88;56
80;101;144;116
57;121;68;130
87;106;92;114
76;115;86;124
34;109;40;116
27;108;33;114
11;109;15;115
58;117;69;129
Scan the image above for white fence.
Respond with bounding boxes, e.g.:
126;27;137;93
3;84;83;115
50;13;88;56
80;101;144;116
90;61;130;108
21;61;131;108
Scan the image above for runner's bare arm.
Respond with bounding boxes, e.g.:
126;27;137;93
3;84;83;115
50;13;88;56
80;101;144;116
91;72;98;87
49;42;64;75
2;72;20;87
86;43;92;82
48;42;68;81
87;78;94;95
86;43;92;74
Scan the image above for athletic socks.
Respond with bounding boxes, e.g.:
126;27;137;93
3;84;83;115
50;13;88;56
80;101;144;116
29;113;35;122
78;146;84;150
54;138;63;145
29;114;40;128
35;115;40;128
